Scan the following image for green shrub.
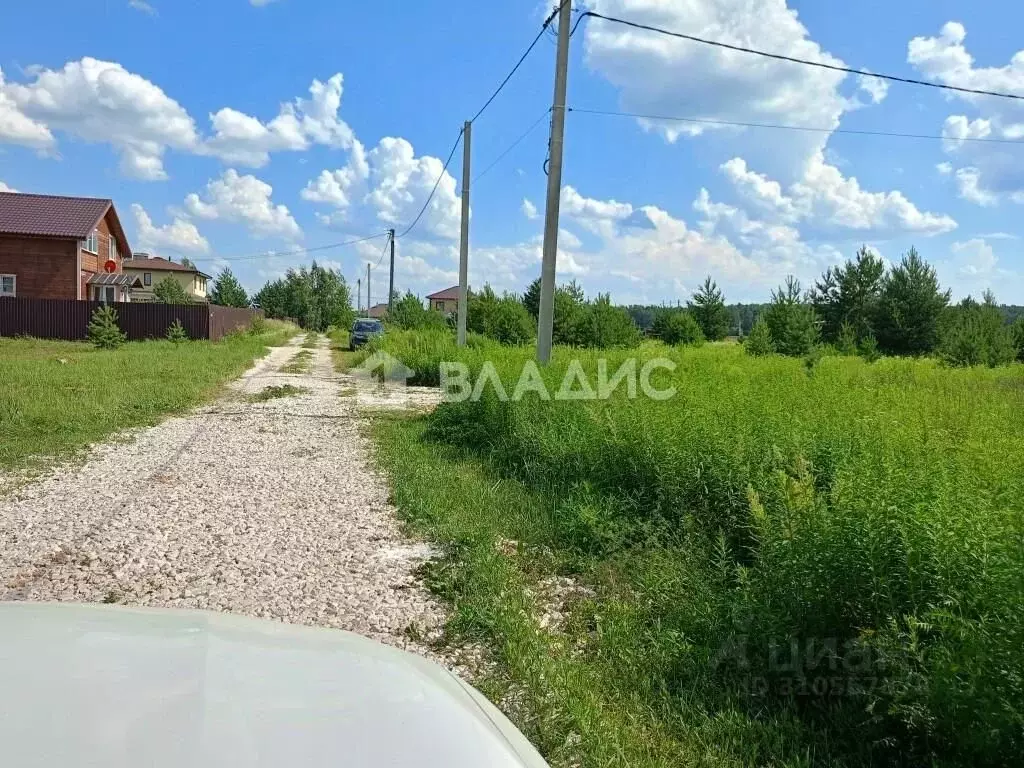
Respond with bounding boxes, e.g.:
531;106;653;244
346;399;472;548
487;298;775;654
87;305;127;349
652;309;704;346
1014;317;1024;362
388;291;449;331
763;276;819;357
165;319;188;343
468;286;534;344
939;294;1016;368
744;317;774;356
248;315;267;336
835;321;858;355
859;332;880;363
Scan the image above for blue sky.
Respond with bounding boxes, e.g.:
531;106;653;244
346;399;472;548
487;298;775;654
2;0;1024;304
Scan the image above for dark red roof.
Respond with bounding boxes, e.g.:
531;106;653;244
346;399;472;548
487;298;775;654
0;192;113;239
123;257;210;279
426;285;460;300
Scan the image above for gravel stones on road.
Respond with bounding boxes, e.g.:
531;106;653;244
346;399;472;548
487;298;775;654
0;336;450;660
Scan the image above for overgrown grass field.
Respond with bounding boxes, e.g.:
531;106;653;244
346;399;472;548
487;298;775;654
0;321;295;471
368;330;1024;766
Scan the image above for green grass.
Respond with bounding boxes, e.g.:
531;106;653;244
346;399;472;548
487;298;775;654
326;326;358;372
367;334;1024;767
301;331;320;349
248;384;309;402
0;321;296;472
278;349;313;374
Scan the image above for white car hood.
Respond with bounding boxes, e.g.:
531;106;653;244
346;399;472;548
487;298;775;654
0;603;548;768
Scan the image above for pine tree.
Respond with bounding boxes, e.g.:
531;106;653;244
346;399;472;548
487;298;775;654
810;246;885;343
875;247;950;355
211;267;249;308
688;276;731;341
165;319;188;343
87;305;127;349
763;276;819;357
153;276;190;304
744;317;774;356
522;277;541;318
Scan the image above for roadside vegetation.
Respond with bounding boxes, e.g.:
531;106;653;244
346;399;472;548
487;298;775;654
364;304;1023;766
247;384;308;403
0;320;295;472
279;349;314;374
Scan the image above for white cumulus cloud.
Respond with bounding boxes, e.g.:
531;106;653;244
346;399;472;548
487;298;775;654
365;137;461;239
131;203;209;254
720;154;957;236
205;74;354;167
1;58;199;180
185;169;301;239
521;198;539;220
908;22;1024;204
582;0;862;178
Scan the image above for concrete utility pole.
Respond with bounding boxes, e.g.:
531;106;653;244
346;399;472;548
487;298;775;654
357;278;362;313
536;0;572;364
366;263;371;317
387;228;396;315
457;120;472;347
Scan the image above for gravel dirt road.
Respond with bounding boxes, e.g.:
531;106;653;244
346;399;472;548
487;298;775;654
0;335;449;659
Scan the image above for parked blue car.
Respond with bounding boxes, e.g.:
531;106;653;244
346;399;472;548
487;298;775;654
349;317;384;350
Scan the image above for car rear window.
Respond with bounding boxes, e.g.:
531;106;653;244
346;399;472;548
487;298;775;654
353;320;382;332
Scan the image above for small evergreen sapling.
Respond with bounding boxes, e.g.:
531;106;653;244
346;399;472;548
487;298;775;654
87;305;127;349
166;319;188;343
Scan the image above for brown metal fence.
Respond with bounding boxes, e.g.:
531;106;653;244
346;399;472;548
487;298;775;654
209;305;263;340
0;298;261;341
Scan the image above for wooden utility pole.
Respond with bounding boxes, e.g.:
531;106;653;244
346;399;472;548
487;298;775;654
366;263;371;316
457;120;472;346
387;229;396;315
536;0;572;364
357;278;362;313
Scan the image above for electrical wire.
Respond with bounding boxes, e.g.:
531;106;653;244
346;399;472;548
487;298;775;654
473;108;553;185
568;107;1024;146
576;11;1024;101
196;232;390;264
370;231;392;270
395;127;464;239
469;0;568;123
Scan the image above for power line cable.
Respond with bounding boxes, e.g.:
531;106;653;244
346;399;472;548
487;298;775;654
473;108;553;184
370;230;392;270
469;0;567;123
395;127;464;239
195;232;390;264
568;107;1024;146
576;11;1024;101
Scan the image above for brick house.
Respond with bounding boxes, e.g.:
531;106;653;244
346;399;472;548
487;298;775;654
122;255;211;303
426;285;460;315
0;192;136;302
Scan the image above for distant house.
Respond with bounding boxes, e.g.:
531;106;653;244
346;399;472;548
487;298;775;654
427;285;460;315
122;255;211;303
367;302;389;319
0;191;137;302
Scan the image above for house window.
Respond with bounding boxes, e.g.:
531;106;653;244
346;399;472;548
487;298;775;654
93;286;116;303
81;230;99;253
0;274;15;297
109;237;118;261
144;273;152;286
